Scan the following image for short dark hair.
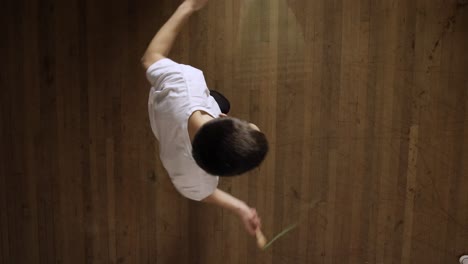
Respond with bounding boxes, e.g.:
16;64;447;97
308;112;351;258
192;117;268;176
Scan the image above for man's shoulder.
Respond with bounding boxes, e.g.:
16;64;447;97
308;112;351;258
146;58;179;73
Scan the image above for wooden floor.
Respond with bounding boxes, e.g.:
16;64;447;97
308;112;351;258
1;0;467;263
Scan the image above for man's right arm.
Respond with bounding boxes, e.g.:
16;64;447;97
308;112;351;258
202;188;261;236
141;0;208;69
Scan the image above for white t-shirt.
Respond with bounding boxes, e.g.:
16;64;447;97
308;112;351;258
146;58;221;201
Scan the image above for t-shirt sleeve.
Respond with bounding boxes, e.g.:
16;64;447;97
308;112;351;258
171;173;219;201
145;58;182;88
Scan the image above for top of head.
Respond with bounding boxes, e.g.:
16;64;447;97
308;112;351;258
192;117;269;176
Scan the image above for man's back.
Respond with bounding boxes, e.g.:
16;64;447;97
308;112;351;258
147;58;221;201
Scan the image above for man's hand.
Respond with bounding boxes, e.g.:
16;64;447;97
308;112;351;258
238;206;262;236
202;189;262;236
184;0;209;11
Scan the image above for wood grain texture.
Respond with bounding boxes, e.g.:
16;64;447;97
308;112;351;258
1;0;467;263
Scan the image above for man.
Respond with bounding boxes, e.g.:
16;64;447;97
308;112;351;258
141;0;268;236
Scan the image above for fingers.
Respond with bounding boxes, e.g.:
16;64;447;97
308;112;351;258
243;218;256;235
246;224;256;235
242;207;263;236
249;216;267;249
251;209;261;229
248;208;262;233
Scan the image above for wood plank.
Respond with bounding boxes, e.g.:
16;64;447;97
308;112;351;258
0;3;13;263
35;0;59;262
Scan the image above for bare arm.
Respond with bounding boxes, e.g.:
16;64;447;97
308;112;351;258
141;0;208;69
202;188;261;235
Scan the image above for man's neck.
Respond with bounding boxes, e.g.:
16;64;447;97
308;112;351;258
188;110;215;142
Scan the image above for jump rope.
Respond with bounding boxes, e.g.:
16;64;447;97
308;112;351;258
255;198;321;250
